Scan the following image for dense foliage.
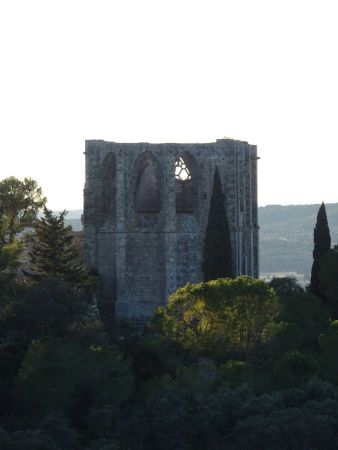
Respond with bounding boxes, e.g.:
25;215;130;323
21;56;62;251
1;178;338;448
151;277;278;360
24;207;95;289
0;176;46;244
318;246;338;319
2;269;338;450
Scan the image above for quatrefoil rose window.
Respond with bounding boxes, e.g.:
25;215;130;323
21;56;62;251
175;157;191;181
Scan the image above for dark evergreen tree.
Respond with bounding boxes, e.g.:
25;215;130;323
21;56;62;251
202;166;233;281
24;207;94;289
310;202;331;299
318;247;338;319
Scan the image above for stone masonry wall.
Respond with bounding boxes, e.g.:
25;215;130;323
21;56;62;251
83;138;259;320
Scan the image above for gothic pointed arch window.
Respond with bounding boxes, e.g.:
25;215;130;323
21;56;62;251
135;152;162;213
175;152;197;213
102;152;116;218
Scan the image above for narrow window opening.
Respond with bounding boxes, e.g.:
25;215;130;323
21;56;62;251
175;155;196;213
135;152;162;213
102;153;116;218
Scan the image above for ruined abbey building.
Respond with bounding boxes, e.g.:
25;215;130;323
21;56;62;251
83;138;259;320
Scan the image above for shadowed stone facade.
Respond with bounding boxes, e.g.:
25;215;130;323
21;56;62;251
83;138;259;320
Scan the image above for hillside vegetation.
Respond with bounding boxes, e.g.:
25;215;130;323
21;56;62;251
2;177;338;449
259;204;338;279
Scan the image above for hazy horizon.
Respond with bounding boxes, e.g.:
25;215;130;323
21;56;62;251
60;202;338;216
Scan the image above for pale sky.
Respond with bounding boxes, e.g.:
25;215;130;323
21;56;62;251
1;0;337;209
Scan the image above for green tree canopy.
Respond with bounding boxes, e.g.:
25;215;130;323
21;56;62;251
0;177;46;244
318;246;338;319
14;338;134;420
319;321;338;384
0;240;23;295
151;276;279;360
0;278;90;344
24;207;94;289
269;277;330;352
202;166;232;281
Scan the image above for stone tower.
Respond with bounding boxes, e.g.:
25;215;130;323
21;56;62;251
83;138;259;320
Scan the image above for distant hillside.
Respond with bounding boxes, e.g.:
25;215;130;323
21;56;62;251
65;218;83;232
64;203;338;281
64;209;83;220
259;203;338;281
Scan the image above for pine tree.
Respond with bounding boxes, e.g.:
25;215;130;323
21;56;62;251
202;166;233;281
24;207;93;289
310;202;331;299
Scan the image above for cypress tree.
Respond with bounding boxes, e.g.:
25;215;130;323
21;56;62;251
24;207;93;289
202;166;233;281
310;202;331;298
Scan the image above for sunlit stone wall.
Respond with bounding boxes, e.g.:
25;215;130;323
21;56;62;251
83;139;259;320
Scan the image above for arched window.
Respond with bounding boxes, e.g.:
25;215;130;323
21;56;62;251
102;152;116;217
135;152;162;213
175;153;197;213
